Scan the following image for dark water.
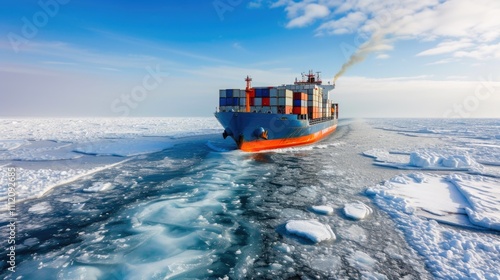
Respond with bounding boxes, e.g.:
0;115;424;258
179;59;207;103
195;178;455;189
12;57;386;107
1;120;436;279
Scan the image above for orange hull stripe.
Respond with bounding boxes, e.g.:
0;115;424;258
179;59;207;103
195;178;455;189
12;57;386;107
240;125;337;152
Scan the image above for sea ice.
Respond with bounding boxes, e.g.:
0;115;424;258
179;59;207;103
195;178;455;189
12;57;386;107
367;172;500;279
343;201;373;220
284;219;336;243
447;174;500;231
310;205;334;215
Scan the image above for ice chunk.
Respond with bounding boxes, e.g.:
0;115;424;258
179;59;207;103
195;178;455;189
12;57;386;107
28;202;52;214
447;174;500;231
83;182;114;192
348;251;376;271
310;205;334;215
410;151;477;169
343;201;373;220
285;220;336;243
368;172;500;279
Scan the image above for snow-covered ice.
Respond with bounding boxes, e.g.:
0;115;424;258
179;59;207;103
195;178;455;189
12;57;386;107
448;174;500;231
363;119;500;279
366;173;500;279
343;201;373;220
1;118;499;279
284;220;336;243
0;118;221;202
310;205;334;215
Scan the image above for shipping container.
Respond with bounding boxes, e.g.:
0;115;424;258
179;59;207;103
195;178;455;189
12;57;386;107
270;88;278;98
226;89;233;98
286;106;294;114
278;98;293;106
293;107;307;115
254;98;262;106
255;88;262;97
293;99;306;107
220;97;227;106
240;98;246;107
219;90;226;98
270;97;278;106
262;97;270;106
262;88;270;97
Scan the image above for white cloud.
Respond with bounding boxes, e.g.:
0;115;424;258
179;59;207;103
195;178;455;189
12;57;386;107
417;39;474;56
453;42;500;60
269;0;500;60
286;3;330;28
376;54;390;59
317;11;366;35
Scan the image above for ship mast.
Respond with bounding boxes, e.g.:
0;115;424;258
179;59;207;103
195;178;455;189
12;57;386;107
294;70;323;85
245;75;253;113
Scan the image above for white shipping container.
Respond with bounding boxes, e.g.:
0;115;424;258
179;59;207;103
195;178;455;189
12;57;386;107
254;98;262;106
240;98;246;106
219;90;226;98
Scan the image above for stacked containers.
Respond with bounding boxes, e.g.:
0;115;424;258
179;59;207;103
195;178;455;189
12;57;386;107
219;89;243;112
292;92;307;115
220;86;308;115
307;89;323;119
277;88;293;114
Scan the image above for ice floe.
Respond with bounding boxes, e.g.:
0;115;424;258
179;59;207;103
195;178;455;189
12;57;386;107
284;220;336;243
367;172;500;279
343;201;373;220
368;149;483;172
447;174;500;231
310;205;334;215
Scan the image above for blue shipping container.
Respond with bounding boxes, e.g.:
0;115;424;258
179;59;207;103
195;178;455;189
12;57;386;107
233;97;239;106
255;88;262;97
226;89;233;98
262;88;270;97
293;99;302;107
220;97;226;106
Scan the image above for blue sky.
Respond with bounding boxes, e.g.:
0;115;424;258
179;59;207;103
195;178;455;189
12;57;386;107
1;0;499;117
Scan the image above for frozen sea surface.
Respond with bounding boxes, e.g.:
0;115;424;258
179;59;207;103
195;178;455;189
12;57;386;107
0;118;499;279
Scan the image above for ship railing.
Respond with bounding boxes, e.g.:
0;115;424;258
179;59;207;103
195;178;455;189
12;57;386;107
308;116;336;125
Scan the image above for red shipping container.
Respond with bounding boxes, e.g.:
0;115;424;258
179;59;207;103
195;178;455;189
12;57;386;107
250;97;255;106
262;97;270;106
293;107;302;114
293;92;301;100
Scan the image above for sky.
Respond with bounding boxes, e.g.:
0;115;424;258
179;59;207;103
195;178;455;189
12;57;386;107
1;0;499;118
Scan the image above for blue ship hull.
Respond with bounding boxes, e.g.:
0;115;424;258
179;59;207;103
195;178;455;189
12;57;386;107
214;112;337;151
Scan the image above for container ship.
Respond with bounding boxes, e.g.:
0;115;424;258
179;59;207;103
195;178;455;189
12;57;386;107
214;70;338;152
